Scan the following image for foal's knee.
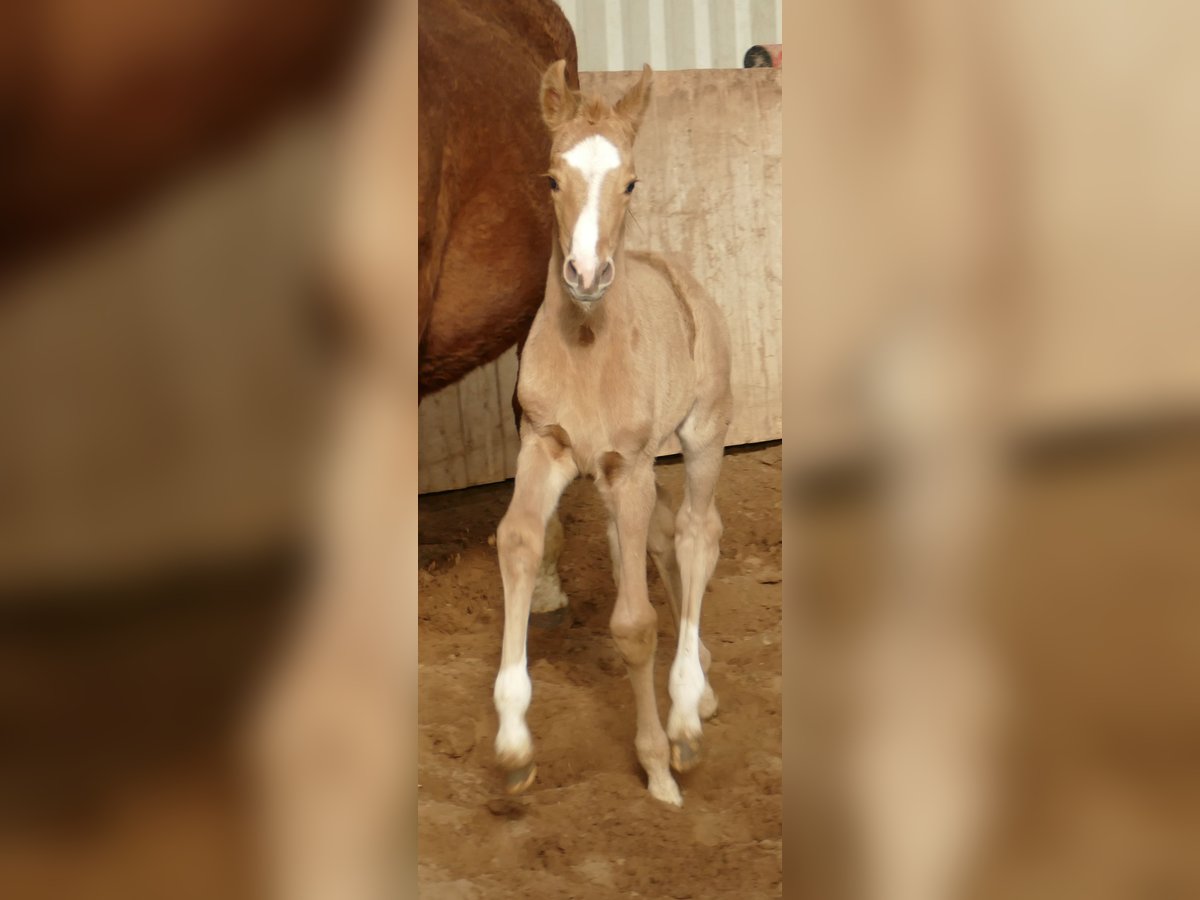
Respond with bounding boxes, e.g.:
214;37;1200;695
611;604;658;668
701;505;724;548
648;507;676;559
675;504;723;568
497;511;544;578
675;503;720;541
648;484;676;551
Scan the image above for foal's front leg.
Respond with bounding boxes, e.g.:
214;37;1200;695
494;433;577;794
602;460;681;806
530;509;570;619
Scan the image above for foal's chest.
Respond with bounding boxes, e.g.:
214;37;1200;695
517;329;664;479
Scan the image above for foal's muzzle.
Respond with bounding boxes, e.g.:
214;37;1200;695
564;255;615;302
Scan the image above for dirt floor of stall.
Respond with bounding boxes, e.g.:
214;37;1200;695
416;442;784;899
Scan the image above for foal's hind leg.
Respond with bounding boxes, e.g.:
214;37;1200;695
530;510;570;620
668;412;727;773
601;460;681;806
494;433;577;794
648;481;718;720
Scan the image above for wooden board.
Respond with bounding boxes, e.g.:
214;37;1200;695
418;68;783;494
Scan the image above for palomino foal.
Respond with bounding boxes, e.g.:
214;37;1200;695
493;61;732;806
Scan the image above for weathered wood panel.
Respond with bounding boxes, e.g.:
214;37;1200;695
418;67;783;493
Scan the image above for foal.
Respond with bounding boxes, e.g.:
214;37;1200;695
492;61;732;807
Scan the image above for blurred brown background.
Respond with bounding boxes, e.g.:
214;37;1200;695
787;1;1200;898
0;2;373;897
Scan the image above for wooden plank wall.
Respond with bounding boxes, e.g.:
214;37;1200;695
418;68;782;494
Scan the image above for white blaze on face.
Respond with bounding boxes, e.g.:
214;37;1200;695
562;134;621;288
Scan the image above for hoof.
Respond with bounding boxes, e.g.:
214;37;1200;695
670;738;702;774
529;606;569;630
505;761;537;795
648;775;683;807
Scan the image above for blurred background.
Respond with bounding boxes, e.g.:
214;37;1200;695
0;1;386;897
787;1;1200;899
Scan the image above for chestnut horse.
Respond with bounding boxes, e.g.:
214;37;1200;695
418;0;579;396
418;0;579;617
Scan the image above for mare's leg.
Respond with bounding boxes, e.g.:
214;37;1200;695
493;433;577;794
668;410;728;772
648;480;718;720
530;509;570;617
600;459;681;806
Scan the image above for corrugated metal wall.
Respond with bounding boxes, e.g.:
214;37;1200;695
555;0;782;71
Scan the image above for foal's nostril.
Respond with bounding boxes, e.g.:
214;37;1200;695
598;258;615;288
564;258;580;286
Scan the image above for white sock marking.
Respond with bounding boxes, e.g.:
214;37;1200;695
494;663;532;759
669;621;705;738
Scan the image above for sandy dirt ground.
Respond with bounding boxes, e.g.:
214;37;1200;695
417;443;784;899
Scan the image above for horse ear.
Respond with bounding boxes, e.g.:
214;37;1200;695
614;63;653;135
540;59;578;130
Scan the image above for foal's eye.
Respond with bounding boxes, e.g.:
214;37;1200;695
547;176;559;191
625;180;637;194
